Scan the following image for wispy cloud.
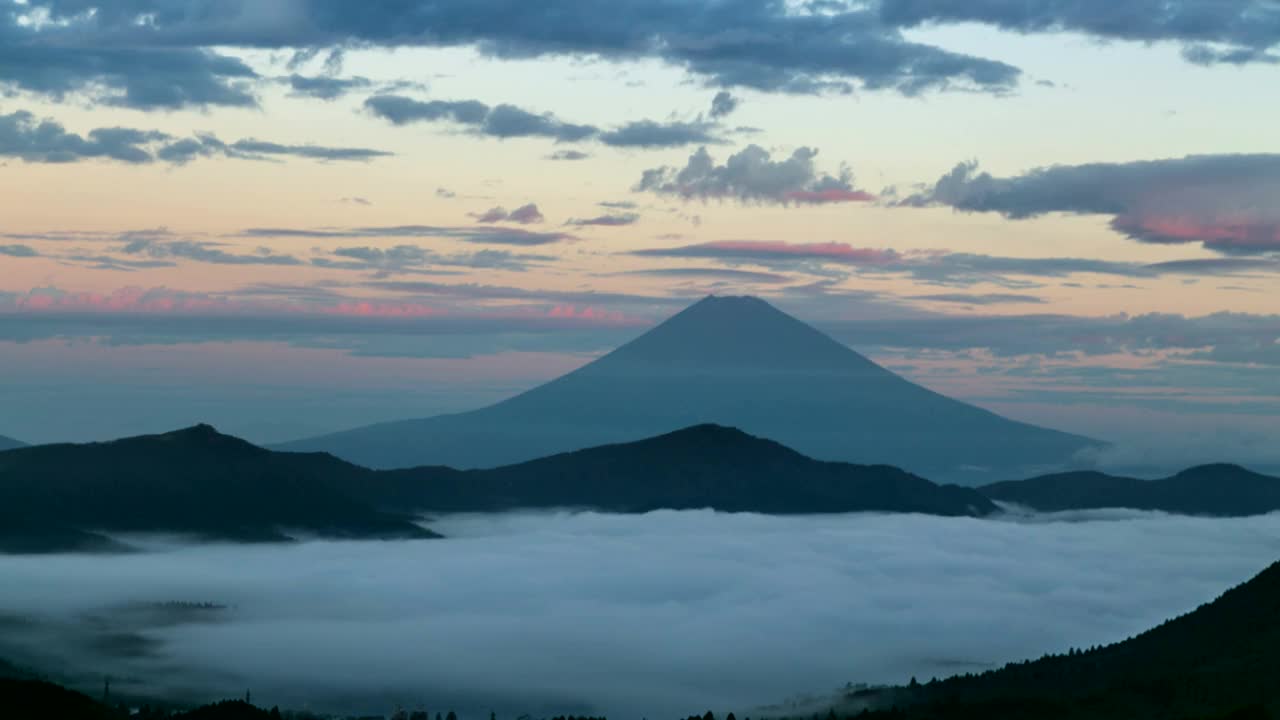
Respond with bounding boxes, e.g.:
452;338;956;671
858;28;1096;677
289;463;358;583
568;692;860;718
566;213;641;227
1;110;391;165
242;225;578;246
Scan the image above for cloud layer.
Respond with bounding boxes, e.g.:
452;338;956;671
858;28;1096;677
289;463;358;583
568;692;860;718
882;0;1280;66
2;1;1022;111
1;511;1278;718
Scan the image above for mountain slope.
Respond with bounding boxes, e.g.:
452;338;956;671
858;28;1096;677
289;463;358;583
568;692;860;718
0;435;25;452
981;464;1280;516
845;557;1280;719
377;424;999;516
279;295;1098;482
0;425;435;552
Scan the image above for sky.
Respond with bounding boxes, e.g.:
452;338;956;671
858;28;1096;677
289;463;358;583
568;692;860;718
2;509;1279;718
1;0;1279;459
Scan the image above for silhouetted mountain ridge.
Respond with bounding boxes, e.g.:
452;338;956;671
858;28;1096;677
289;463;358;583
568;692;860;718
0;435;25;452
846;556;1280;719
0;425;435;553
981;463;1280;516
0;423;999;553
381;423;999;516
278;295;1100;482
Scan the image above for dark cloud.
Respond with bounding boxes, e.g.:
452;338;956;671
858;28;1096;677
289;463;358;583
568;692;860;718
484;103;599;142
1145;257;1280;274
635;145;875;205
547;150;591;161
471;204;545;225
317;246;549;274
598;120;724;148
159;135;392;164
1;110;390;165
0;21;257;111
285;73;372;100
7;1;1021;107
566;213;641;227
0;244;39;258
709;91;741;119
121;238;302;266
905;154;1280;254
0;111;166;164
339;197;373;206
363;96;492;126
243;225;577;246
611;267;790;284
365;95;595;142
881;0;1280;66
368;95;724;148
365;280;684;309
630;240;1280;287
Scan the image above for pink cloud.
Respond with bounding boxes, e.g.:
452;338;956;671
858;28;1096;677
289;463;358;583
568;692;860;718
1112;214;1280;253
320;302;447;318
545;304;634;324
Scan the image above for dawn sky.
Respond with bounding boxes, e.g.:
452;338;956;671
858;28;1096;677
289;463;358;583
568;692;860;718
2;1;1278;463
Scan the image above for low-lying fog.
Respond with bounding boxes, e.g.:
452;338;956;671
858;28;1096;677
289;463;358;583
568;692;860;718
3;509;1279;719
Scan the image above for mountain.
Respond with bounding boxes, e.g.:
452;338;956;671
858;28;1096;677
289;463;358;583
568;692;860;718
842;556;1280;719
0;424;997;553
376;424;999;516
981;464;1280;516
0;435;25;451
278;295;1098;482
0;425;435;553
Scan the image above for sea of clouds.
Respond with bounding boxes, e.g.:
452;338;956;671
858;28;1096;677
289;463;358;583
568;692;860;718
2;509;1279;718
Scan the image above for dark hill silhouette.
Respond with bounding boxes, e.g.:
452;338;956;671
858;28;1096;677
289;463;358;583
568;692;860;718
0;424;997;553
0;435;25;452
0;425;435;553
842;556;1280;719
980;463;1280;516
375;424;999;516
276;295;1099;483
0;678;279;719
0;677;121;720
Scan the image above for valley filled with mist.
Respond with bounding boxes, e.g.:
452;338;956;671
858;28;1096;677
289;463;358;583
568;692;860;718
4;509;1279;718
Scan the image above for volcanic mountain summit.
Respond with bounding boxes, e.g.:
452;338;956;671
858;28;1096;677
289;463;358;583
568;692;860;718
279;295;1099;482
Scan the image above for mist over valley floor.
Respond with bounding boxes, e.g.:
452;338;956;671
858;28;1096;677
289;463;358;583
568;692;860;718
3;509;1279;718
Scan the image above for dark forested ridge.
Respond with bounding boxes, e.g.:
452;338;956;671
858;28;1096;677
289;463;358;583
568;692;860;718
836;558;1280;719
980;464;1280;516
0;423;997;553
0;425;435;553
